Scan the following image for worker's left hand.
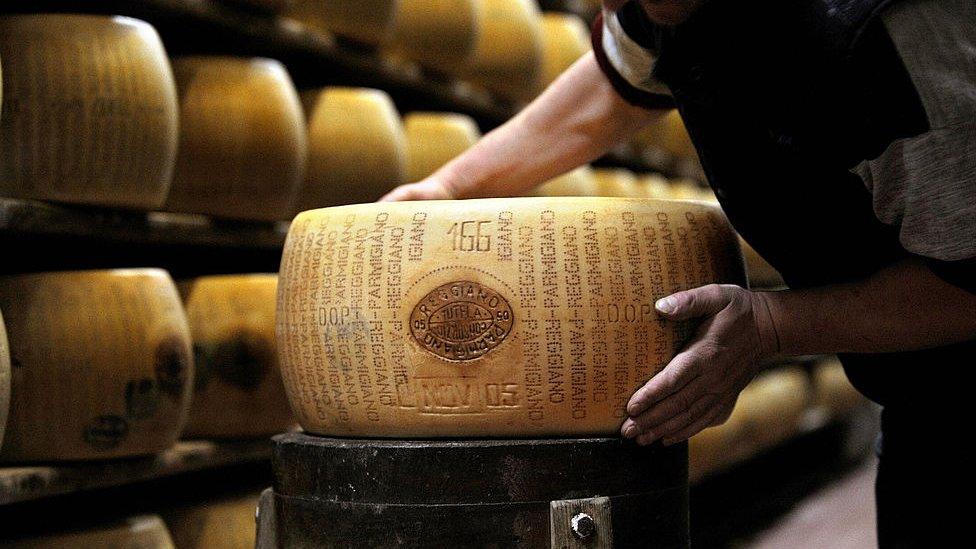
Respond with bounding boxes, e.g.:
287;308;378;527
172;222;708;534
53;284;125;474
621;284;780;446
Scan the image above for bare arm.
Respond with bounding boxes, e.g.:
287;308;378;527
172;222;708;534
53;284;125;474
381;52;662;201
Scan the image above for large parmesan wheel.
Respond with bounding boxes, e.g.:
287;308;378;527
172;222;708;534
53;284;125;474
180;275;294;438
164;495;259;549
284;0;399;46
277;197;746;437
404;112;481;182
0;15;178;209
464;0;544;102
531;165;599;197
389;0;479;73
164;57;306;221
812;357;863;420
298;87;406;211
0;309;9;449
0;270;193;462
539;13;590;88
8;515;175;549
738;366;811;452
592;168;639;197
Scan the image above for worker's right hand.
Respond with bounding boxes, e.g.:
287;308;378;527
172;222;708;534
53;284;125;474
379;176;454;202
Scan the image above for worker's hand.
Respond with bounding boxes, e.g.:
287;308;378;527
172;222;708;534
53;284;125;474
379;176;454;202
621;284;780;446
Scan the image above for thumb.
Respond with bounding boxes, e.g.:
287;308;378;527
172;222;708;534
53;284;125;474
655;284;732;320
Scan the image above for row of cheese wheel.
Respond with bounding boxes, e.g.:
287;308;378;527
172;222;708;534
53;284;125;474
688;358;865;482
0;270;291;462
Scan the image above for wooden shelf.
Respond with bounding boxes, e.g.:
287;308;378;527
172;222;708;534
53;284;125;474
0;439;272;506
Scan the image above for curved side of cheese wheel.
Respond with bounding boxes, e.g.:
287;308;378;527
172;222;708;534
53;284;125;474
165;56;307;221
277;197;746;437
283;0;399;45
591;168;639;197
164;495;259;549
812;357;863;420
0;309;9;449
0;269;193;461
738;366;811;452
404;112;481;182
636;174;671;199
531;165;599;197
465;0;544;101
540;12;590;88
298;87;406;211
10;515;175;549
0;14;179;209
181;274;294;438
389;0;479;73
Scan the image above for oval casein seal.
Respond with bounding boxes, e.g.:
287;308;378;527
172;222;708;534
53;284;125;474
410;280;514;361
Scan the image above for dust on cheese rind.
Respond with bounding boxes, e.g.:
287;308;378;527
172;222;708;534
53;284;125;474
0;269;193;461
404;112;481;182
276;197;746;437
0;15;178;209
181;274;295;438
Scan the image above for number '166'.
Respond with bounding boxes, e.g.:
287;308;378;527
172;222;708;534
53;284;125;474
448;221;491;252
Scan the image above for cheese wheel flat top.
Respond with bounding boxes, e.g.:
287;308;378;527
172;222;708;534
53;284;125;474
404;112;481;182
284;0;398;45
0;309;9;449
466;0;544;101
181;274;294;438
9;515;175;549
0;269;193;461
277;197;746;437
0;14;178;210
532;165;599;197
299;87;406;211
165;56;307;221
540;12;590;88
390;0;479;72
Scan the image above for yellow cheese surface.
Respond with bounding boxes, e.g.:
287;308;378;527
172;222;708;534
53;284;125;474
164;495;259;549
7;515;175;549
812;357;863;420
298;87;406;211
532;165;599;197
404;112;481;182
277;197;746;437
540;12;590;88
284;0;398;45
389;0;479;73
181;275;294;438
738;366;811;452
0;270;193;461
465;0;544;102
0;15;178;209
592;168;639;197
165;56;307;221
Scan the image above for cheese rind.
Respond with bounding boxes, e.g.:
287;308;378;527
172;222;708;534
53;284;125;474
8;515;175;549
277;197;746;437
180;275;295;438
0;310;9;449
404;112;481;182
812;357;863;420
540;13;590;88
389;0;479;73
0;270;193;461
0;15;179;209
298;88;406;211
464;0;544;102
164;495;259;549
532;166;599;197
165;56;307;221
284;0;399;45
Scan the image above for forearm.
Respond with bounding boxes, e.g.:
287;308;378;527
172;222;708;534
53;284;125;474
761;258;976;357
439;52;662;198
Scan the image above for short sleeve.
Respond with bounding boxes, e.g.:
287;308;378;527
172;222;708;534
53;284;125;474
591;3;675;109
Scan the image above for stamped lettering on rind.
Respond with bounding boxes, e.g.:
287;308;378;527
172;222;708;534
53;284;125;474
410;280;514;362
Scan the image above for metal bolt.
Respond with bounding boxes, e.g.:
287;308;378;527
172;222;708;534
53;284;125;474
571;512;596;540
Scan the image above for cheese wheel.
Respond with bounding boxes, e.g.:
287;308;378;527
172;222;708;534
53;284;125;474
164;57;306;221
277;197;746;437
464;0;544;102
0;15;178;209
181;275;294;438
284;0;399;46
531;165;599;197
0;270;193;461
812;357;863;420
666;179;715;202
0;309;9;449
632;110;697;164
688;400;749;482
222;0;295;14
7;515;175;549
298;87;406;211
637;174;671;199
592;168;639;197
164;495;259;549
740;239;785;289
389;0;479;73
540;13;590;88
404;112;481;182
738;366;810;452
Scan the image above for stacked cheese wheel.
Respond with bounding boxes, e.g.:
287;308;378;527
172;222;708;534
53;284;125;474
389;0;480;74
464;0;544;102
404;112;481;182
164;494;259;549
532;165;599;197
539;12;590;88
284;0;399;46
0;14;178;209
165;56;307;221
592;168;640;198
0;270;193;461
632;110;698;167
277;197;746;437
180;275;294;438
738;366;811;453
222;0;295;14
688;398;750;482
0;309;9;449
9;516;175;549
299;87;406;210
812;357;863;421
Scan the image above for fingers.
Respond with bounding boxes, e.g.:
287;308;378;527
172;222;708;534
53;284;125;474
378;183;421;202
661;396;737;446
622;376;717;440
626;349;700;417
655;284;734;321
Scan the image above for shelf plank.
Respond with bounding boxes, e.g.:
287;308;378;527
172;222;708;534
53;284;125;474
0;439;271;506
